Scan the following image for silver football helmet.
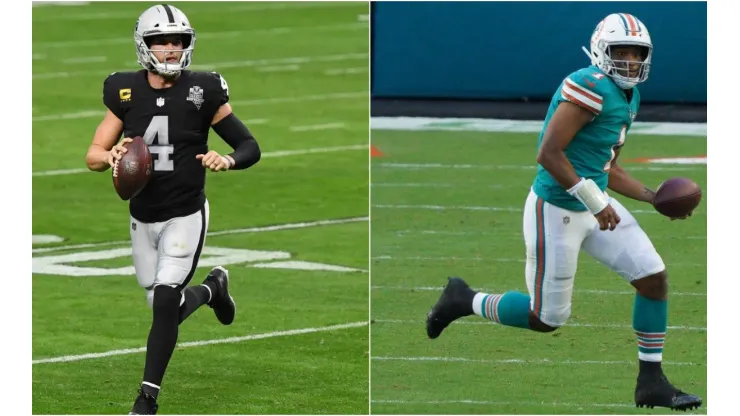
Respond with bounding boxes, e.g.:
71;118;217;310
134;4;195;77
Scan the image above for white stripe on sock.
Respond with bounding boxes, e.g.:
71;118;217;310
201;284;213;303
142;381;160;390
638;352;662;362
472;293;487;317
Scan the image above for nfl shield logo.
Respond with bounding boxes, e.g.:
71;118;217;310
187;86;204;110
156;97;165;107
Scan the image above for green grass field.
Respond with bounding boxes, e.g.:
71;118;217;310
32;2;369;414
370;126;707;414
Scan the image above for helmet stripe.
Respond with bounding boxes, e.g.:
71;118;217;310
161;4;175;24
623;13;639;36
618;14;630;36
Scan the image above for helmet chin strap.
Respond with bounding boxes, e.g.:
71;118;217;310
155;69;181;80
581;46;594;64
149;51;183;77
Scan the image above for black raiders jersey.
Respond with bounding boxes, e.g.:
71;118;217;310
103;69;229;223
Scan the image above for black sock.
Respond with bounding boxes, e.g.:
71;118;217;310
639;359;663;376
141;383;160;399
178;285;214;323
142;285;181;397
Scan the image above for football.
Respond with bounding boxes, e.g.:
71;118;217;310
112;136;152;201
652;177;702;218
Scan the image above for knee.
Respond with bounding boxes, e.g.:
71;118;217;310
633;270;668;300
150;285;182;311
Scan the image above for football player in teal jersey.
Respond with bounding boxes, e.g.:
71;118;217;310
426;13;701;411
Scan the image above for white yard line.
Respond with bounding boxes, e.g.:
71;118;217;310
290;123;346;132
34;23;367;49
32;2;362;22
371;116;707;137
191;53;367;71
380;229;706;240
32;110;104;122
256;64;301;72
61;56;107;64
324;67;368;76
370;285;706;297
372;183;504;189
372;356;697;366
261;144;365;157
33;144;366;177
33;216;368;254
371;255;704;267
32;91;365;122
33;168;90;177
372;204;677;215
377;162;705;172
371;399;635;409
34;51;367;79
33;321;367;364
372;319;706;331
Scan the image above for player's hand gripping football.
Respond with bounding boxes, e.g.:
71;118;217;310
595;204;621;231
107;137;134;167
196;150;234;172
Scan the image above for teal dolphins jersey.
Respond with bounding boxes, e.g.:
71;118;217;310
532;65;641;211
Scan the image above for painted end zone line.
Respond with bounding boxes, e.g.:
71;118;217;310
33;216;368;254
34;321;367;364
33;144;367;177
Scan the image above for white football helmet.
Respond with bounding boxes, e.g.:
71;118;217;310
582;13;652;89
134;4;195;77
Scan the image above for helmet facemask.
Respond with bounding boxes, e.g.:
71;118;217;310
136;32;195;79
602;43;651;89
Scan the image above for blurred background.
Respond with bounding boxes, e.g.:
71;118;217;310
371;1;706;121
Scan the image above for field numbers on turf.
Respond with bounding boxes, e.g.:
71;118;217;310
32;246;363;276
143;115;174;171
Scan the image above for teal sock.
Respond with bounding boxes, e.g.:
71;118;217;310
472;291;531;329
633;293;667;362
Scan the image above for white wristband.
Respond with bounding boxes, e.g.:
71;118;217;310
567;178;608;214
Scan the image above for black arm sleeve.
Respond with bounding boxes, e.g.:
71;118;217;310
212;113;261;170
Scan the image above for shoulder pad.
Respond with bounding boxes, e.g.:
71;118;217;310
560;68;611;115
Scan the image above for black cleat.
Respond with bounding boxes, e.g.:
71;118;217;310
635;373;702;411
129;389;158;415
204;266;235;325
426;277;475;339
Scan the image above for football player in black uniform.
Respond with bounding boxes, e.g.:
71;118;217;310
84;4;261;415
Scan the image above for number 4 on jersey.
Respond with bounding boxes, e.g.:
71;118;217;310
143;115;174;171
216;72;229;97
